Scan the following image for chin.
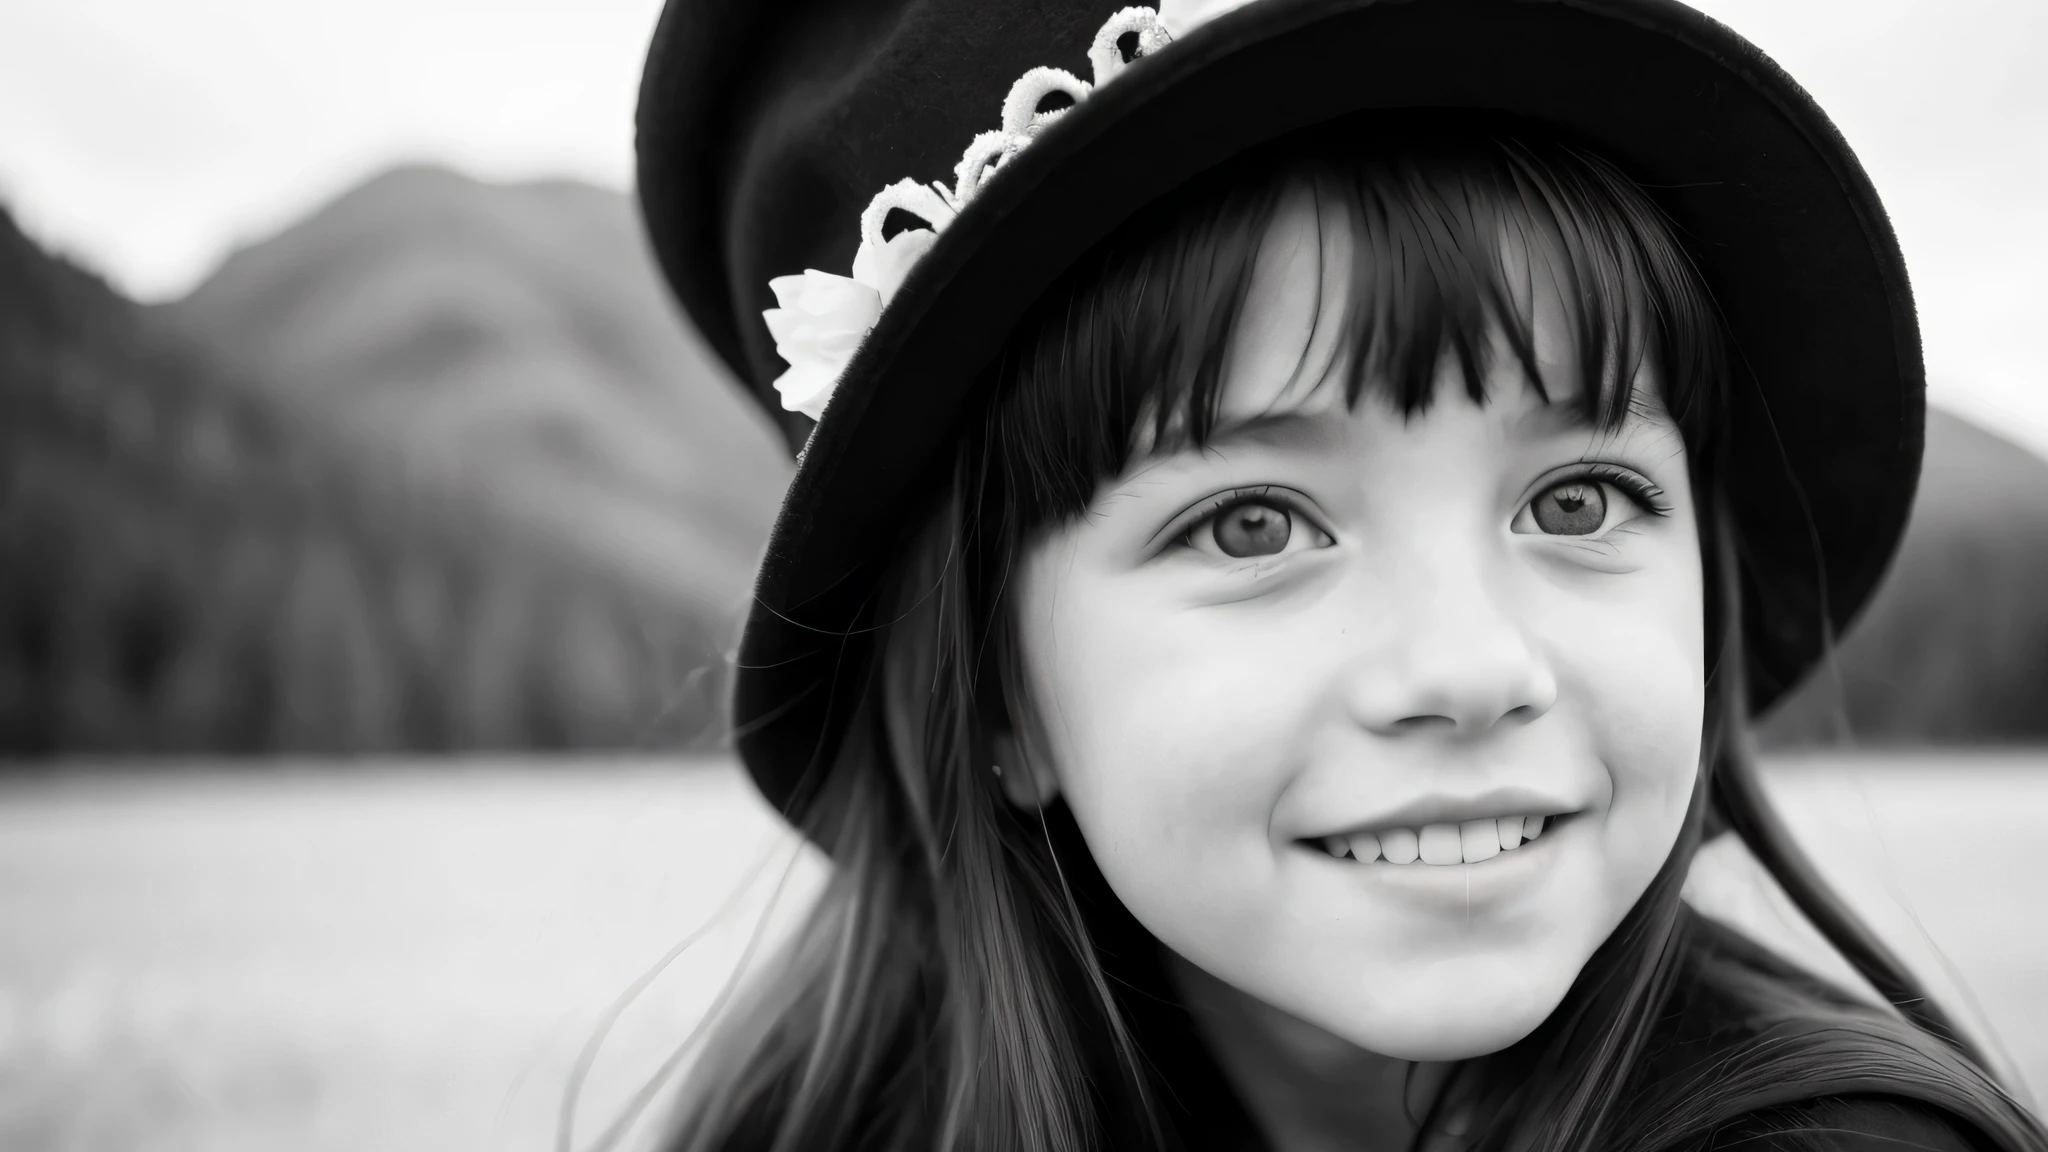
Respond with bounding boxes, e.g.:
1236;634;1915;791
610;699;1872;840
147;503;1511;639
1361;1017;1545;1062
1316;971;1571;1062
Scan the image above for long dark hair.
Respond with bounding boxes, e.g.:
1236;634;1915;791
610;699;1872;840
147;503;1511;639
655;118;2046;1152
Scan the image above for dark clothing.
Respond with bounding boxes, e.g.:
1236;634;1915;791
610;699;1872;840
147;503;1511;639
1103;903;2011;1152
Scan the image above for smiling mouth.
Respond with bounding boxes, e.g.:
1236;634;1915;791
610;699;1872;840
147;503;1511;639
1296;814;1569;866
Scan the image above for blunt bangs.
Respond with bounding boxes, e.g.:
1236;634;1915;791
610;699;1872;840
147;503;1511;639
982;115;1729;528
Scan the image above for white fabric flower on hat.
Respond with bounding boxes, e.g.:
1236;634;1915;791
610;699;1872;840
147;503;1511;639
763;271;880;420
763;179;957;420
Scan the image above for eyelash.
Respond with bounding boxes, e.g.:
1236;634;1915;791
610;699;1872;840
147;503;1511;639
1551;463;1672;517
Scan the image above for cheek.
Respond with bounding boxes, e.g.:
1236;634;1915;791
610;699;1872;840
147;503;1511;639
1549;538;1706;873
1018;564;1315;882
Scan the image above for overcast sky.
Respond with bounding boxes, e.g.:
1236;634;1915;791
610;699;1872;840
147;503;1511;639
3;0;2044;455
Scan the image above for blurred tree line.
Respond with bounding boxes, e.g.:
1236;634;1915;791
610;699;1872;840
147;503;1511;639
1760;406;2048;746
0;205;734;755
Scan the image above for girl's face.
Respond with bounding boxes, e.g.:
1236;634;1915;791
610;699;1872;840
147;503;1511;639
1010;191;1704;1061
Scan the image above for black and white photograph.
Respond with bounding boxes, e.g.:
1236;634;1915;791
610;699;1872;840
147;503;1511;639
3;1;2046;1149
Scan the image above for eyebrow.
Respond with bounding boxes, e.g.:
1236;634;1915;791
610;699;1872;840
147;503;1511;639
1512;395;1601;437
1193;389;1600;450
1130;378;1641;476
1139;407;1340;464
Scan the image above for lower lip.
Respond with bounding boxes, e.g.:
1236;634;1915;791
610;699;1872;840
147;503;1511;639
1306;815;1580;912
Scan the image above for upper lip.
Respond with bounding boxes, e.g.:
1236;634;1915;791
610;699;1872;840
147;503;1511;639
1305;786;1583;840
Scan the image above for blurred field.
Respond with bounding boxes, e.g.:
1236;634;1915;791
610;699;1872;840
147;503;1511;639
0;753;2042;1151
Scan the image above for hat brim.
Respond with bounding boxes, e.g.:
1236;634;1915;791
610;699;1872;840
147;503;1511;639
694;0;1921;818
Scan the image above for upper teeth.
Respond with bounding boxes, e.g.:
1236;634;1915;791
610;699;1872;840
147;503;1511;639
1318;815;1551;866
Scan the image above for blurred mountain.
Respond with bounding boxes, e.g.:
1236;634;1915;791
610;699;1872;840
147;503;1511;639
0;201;751;756
1761;408;2048;746
157;165;789;611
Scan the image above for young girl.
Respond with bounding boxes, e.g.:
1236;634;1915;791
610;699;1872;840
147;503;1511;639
630;0;2048;1148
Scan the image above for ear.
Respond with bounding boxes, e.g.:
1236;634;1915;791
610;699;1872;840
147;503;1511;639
990;728;1060;810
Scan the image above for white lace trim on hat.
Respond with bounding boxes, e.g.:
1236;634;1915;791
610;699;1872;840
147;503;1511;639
762;0;1261;422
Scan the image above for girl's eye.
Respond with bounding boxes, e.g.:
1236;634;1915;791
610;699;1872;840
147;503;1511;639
1531;481;1608;535
1512;468;1667;538
1182;495;1333;559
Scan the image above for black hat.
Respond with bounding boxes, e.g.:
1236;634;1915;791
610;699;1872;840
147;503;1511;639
636;0;1923;819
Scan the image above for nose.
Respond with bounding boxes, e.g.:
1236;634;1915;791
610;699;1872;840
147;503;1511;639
1340;568;1558;739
